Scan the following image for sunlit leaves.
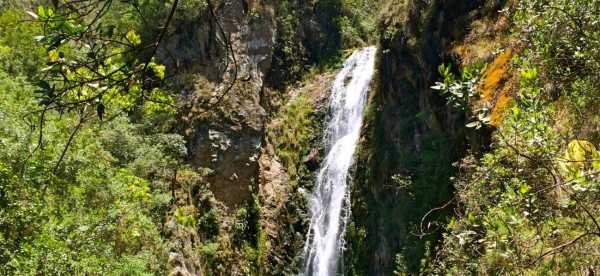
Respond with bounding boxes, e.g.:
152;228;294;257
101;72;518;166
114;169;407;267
30;2;174;121
519;67;537;80
125;30;142;46
47;49;60;62
151;63;166;80
518;183;530;196
432;63;489;128
431;63;477;111
514;0;600;85
559;140;600;184
174;206;198;228
436;0;600;270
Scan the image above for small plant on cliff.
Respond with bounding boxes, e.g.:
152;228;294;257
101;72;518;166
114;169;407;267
432;63;490;129
268;95;317;180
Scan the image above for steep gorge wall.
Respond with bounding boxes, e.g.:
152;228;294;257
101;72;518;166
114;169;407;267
154;0;508;274
163;0;275;208
156;0;360;274
163;0;361;209
346;0;505;275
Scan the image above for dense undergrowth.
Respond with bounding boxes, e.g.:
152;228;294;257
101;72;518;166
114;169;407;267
266;0;379;88
427;0;600;274
0;3;183;274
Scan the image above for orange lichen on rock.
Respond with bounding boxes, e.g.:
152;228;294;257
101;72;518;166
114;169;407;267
477;48;514;126
479;48;512;101
451;13;515;127
489;84;512;126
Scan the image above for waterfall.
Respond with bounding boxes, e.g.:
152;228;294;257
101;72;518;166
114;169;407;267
302;46;377;276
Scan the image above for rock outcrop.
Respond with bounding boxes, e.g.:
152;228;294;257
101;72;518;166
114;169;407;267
170;0;274;208
257;71;334;274
158;0;346;274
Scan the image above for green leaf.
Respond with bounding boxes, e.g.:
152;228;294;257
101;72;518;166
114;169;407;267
48;49;59;62
152;64;166;80
60;21;80;35
465;121;481;128
126;30;141;46
519;183;530;195
520;67;538;80
37;6;46;18
431;82;445;90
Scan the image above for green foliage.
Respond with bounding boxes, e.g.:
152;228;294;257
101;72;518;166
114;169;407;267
198;208;221;239
267;0;309;87
432;63;490;129
0;8;183;273
393;253;409;276
268;0;379;87
431;64;475;111
559;140;600;182
174;206;198;228
0;9;45;77
28;1;174;121
0;66;181;273
434;0;600;272
336;0;379;48
268;95;318;181
513;0;600;88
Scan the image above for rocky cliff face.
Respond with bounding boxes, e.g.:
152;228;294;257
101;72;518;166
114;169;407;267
163;0;351;208
157;0;349;274
157;2;277;275
163;0;275;208
346;0;505;275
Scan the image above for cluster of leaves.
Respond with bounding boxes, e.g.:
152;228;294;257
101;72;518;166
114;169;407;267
432;63;490;129
514;0;600;89
29;1;175;123
430;0;600;273
432;64;479;111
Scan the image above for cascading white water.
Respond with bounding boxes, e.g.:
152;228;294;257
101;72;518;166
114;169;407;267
302;46;377;276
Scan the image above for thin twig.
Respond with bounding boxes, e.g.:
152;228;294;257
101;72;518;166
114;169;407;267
53;113;85;173
412;198;455;238
532;232;592;264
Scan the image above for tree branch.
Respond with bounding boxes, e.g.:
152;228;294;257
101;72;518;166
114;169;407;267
53;112;86;173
